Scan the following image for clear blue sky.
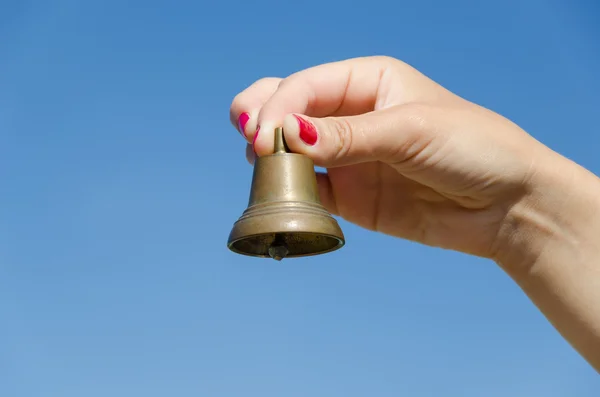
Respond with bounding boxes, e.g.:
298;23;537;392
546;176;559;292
1;0;599;395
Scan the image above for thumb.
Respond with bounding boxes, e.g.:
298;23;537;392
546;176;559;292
281;104;438;168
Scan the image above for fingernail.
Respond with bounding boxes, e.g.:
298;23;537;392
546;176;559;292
252;125;260;153
238;112;250;136
294;115;317;146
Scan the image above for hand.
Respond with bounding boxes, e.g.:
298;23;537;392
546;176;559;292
230;56;553;261
230;56;600;371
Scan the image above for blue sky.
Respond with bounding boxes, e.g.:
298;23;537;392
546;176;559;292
1;0;599;395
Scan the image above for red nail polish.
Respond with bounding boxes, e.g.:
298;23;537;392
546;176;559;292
294;115;317;146
238;112;250;136
252;125;260;152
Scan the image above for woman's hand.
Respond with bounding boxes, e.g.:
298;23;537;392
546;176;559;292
230;56;600;372
231;56;552;261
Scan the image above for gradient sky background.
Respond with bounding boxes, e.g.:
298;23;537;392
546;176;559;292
1;0;599;395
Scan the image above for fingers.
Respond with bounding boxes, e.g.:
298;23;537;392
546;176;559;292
231;56;450;165
253;56;402;156
230;77;282;143
280;104;442;168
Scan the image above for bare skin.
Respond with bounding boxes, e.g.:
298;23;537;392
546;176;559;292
229;56;600;372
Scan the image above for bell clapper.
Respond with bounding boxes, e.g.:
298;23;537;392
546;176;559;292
268;244;289;261
268;233;289;261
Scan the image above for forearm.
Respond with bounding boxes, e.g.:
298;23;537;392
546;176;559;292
495;152;600;371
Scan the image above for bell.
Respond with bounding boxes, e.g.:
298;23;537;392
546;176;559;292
227;126;345;261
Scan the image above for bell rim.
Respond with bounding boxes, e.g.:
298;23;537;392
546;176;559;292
226;231;345;259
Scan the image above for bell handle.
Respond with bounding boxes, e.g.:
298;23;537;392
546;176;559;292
274;127;291;154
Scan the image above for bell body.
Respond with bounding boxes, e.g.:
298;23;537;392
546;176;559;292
227;130;345;260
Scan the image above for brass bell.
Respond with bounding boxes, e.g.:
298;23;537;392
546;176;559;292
227;126;345;260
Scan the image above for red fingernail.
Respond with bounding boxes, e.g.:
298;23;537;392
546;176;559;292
238;112;250;136
252;125;260;153
294;115;317;146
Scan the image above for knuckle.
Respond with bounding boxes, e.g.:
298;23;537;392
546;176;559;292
276;74;302;93
255;76;280;87
329;117;355;160
231;90;252;113
232;77;281;105
231;91;244;108
369;55;406;70
277;75;292;89
389;103;439;167
401;102;433;130
371;55;398;64
229;94;244;124
369;56;421;82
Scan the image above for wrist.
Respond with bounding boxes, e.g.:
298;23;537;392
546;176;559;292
492;151;600;280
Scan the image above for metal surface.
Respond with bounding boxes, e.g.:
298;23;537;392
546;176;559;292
227;127;345;260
